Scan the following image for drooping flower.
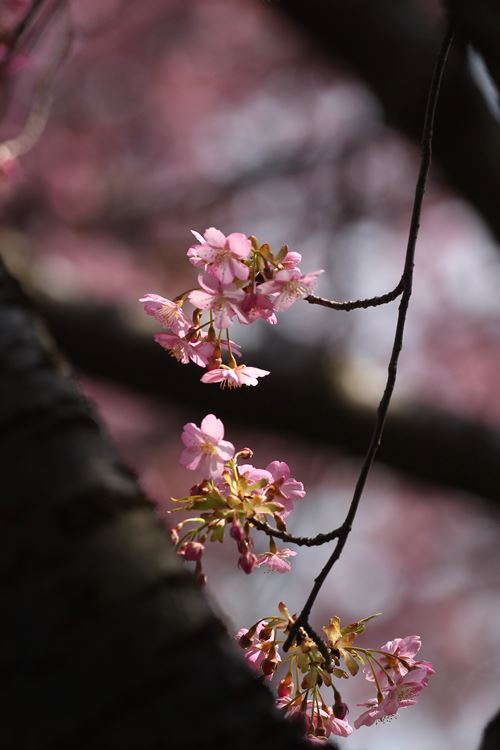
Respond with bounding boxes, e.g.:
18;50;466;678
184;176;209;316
188;227;252;283
277;698;353;740
256;546;297;573
139;294;190;333
259;268;323;310
236;621;278;673
265;461;306;515
365;635;422;686
354;664;435;728
188;273;248;329
240;290;277;325
201;364;270;388
180;414;234;477
154;331;211;367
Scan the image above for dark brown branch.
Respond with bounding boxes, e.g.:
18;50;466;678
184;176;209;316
305;279;403;311
250;518;342;547
284;22;456;652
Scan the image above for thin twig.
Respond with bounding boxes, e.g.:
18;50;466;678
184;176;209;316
305;279;404;311
284;21;456;652
250;518;342;547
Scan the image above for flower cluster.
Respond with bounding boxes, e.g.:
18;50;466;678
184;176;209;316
140;227;322;387
169;414;304;581
237;606;434;744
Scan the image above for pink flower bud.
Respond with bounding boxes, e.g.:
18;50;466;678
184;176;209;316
230;519;244;542
333;701;349;720
238;552;257;574
278;675;293;698
178;541;204;561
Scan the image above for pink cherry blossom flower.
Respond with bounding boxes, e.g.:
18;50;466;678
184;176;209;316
259;268;324;311
266;461;306;514
154;332;211;367
180;414;234;477
188;273;248;329
201;364;270;388
281;250;302;268
139;294;190;333
277;698;353;740
236;621;278;672
256;547;297;573
237;464;273;484
365;635;422;686
354;664;435;728
188;227;252;283
240;291;277;325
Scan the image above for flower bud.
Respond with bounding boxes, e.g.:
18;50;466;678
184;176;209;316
230;519;244;542
239;448;253;459
178;541;204;561
238;552;257;574
262;657;278;676
278;673;293;698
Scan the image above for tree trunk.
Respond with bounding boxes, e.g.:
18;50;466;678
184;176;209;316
0;257;311;749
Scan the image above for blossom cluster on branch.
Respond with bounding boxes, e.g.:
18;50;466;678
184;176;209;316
169;414;304;581
169;413;434;743
237;607;434;743
140;227;322;387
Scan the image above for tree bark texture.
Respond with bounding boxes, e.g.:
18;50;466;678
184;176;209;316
0;258;312;750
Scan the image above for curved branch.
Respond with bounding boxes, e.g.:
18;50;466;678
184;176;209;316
305;279;403;311
250;518;342;547
284;21;456;652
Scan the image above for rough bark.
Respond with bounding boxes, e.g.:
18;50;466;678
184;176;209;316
0;257;312;749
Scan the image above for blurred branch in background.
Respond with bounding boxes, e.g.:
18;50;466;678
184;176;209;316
36;292;500;508
273;0;500;245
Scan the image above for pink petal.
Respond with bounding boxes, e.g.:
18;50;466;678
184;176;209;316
204;227;226;247
200;413;224;441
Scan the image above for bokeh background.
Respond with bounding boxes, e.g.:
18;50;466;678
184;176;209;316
1;1;499;748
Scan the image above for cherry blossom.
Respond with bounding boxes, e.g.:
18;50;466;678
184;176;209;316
258;268;324;311
355;664;435;728
188;227;252;283
256;546;297;573
240;290;277;324
277;698;353;740
236;621;279;673
265;460;306;514
365;635;422;686
139;294;190;332
154;332;211;367
188;273;248;329
200;364;270;388
180;414;235;477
